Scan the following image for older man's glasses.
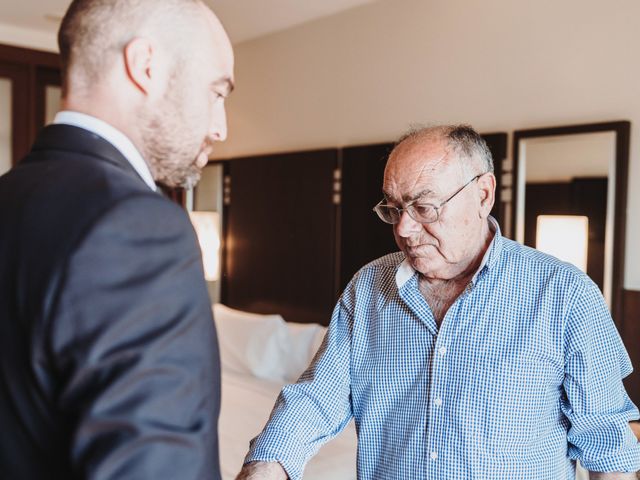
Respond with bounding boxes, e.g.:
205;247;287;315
373;174;483;225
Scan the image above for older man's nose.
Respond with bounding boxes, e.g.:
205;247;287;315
395;210;422;237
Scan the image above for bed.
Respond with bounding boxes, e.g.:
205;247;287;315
214;304;357;480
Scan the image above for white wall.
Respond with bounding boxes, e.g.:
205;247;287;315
214;0;640;290
0;22;57;52
524;133;613;182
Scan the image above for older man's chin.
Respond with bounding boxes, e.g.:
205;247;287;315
406;255;442;277
404;244;439;262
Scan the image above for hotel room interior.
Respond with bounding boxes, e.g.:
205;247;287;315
1;0;639;478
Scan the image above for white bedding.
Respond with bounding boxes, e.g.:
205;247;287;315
219;370;357;480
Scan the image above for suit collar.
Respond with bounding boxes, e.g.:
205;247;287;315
30;124;152;189
52;111;156;191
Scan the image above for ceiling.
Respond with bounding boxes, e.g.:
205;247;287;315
0;0;378;44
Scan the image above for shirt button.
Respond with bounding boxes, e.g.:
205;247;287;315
434;398;443;406
430;451;438;460
438;346;447;356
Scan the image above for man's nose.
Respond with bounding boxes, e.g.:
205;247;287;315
210;103;228;142
395;210;422;237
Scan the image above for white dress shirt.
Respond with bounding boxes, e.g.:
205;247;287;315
53;111;157;191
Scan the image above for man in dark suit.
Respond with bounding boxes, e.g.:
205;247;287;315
0;0;234;478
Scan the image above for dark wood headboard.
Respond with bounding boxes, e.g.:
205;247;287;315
222;149;338;326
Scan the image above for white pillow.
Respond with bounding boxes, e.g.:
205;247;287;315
284;322;326;382
213;304;290;381
213;303;327;383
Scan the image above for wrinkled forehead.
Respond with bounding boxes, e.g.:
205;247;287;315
383;139;462;200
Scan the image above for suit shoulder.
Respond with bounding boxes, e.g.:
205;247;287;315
88;192;193;239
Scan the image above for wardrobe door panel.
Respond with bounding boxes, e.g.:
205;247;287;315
340;143;397;292
224;149;338;325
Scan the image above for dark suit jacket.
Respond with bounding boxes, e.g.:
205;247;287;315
0;124;221;479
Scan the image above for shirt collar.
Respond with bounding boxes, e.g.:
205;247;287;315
53;111;157;191
395;216;503;289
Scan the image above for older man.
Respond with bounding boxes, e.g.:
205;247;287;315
238;126;640;479
0;0;233;478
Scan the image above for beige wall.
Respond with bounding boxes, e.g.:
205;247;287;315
0;22;57;52
214;0;640;289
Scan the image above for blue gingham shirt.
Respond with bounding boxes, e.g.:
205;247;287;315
246;221;640;479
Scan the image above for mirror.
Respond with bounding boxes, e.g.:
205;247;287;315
0;77;11;175
510;122;630;323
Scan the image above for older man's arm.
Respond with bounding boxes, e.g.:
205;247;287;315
588;423;640;479
561;281;640;474
235;461;287;480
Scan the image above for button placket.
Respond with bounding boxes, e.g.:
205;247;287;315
427;332;449;473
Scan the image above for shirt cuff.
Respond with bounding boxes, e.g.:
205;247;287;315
245;428;310;480
573;429;640;473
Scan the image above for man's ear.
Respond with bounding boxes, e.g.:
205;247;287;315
478;172;496;217
123;37;155;95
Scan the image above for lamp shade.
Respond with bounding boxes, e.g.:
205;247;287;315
189;211;221;281
536;215;588;272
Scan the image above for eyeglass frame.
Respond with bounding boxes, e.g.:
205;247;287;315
372;173;486;225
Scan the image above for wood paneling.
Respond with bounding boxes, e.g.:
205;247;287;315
482;133;508;223
339;143;397;292
0;44;61;165
0;44;59;69
223;149;338;325
0;62;29;167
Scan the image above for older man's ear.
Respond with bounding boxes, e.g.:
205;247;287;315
478;173;496;215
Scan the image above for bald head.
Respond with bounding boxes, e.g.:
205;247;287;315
58;0;224;96
382;124;496;281
57;0;234;189
389;125;494;179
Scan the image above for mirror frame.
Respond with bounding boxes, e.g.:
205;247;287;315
511;121;630;324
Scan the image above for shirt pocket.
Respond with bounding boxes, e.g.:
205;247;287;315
466;354;562;455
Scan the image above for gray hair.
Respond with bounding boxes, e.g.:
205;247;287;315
394;124;494;175
58;0;202;96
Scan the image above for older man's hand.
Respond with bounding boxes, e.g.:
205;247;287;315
235;461;288;480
